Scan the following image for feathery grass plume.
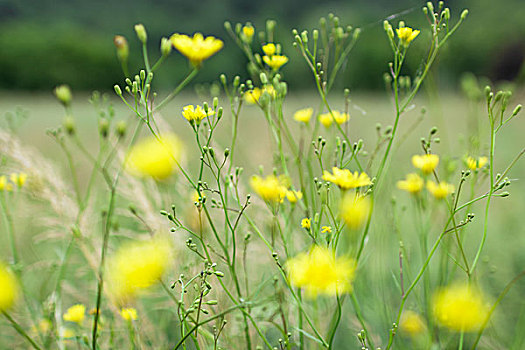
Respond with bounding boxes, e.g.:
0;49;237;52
433;283;489;332
120;307;138;321
170;33;223;67
250;174;288;203
287;246;356;297
293;108;313;124
319;110;350;127
323;167;372;190
397;173;424;194
63;304;85;325
0;262;19;311
426;180;454;199
396;26;420;46
412;154;439;174
126;133;184;180
107;236;173;303
340;194;371;230
399;310;426;336
466;156;488;170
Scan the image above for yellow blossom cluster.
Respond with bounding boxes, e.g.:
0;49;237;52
433;283;489;332
323;167;372;190
106;236;173;303
244;86;276;104
0;173;28;191
396;27;420;46
301;218;311;229
293;108;313;124
63;304;85;325
399;310;426;337
126;134;184;180
319;111;350;128
466;156;488;170
398;155;454;199
412;154;439;174
120;307;138;321
340;194;371;230
287;246;356;297
250;174;301;204
182;104;214;124
171;33;223;67
261;43;288;70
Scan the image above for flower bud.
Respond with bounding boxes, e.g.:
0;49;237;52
99;118;109;138
114;84;122;96
160;37;172;56
116;120;127;137
54;85;72;106
460;9;469;20
63;117;75;135
113;35;129;62
134;24;147;43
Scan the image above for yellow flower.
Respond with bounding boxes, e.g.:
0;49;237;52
340;194;371;230
60;327;75;340
182;104;214;124
63;304;85;325
400;310;426;336
322;167;372;190
396;27;420;46
321;226;332;234
286;190;303;203
0;262;18;311
287;246;356;297
466;156;488;170
262;43;276;56
397;173;424;194
120;307;138;321
427;180;454;199
293;108;313;124
31;319;52;335
126;134;184;180
301;218;311;230
433;283;489;332
250;174;288;203
10;173;27;188
107;236;173;302
412;154;439;174
263;55;288;70
244;86;276;104
0;175;8;191
54;85;72;106
170;33;223;66
242;24;255;42
319;111;350;127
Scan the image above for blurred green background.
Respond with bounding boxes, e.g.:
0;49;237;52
0;0;524;92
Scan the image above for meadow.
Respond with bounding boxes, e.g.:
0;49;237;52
1;4;525;350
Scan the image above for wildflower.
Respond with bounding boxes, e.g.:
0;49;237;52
433;283;489;332
322;167;372;190
242;24;255;42
396;27;420;46
107;236;173;303
250;174;288;203
400;311;426;336
171;33;223;67
286;190;303;203
63;304;85;325
0;175;11;191
427;180;454;199
301;218;311;230
319;111;350;127
412;154;439;174
182;104;214;125
31;319;52;334
10;173;27;188
340;194;371;230
466;156;488;170
287;246;356;297
60;327;75;341
126;134;184;180
113;35;129;62
262;43;276;56
263;55;288;70
0;262;18;311
120;307;138;321
244;86;276;104
321;226;332;234
293;108;313;124
397;173;424;194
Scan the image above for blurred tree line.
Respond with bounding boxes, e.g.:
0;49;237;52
0;0;523;92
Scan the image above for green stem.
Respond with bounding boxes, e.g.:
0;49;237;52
2;311;43;350
155;68;199;111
